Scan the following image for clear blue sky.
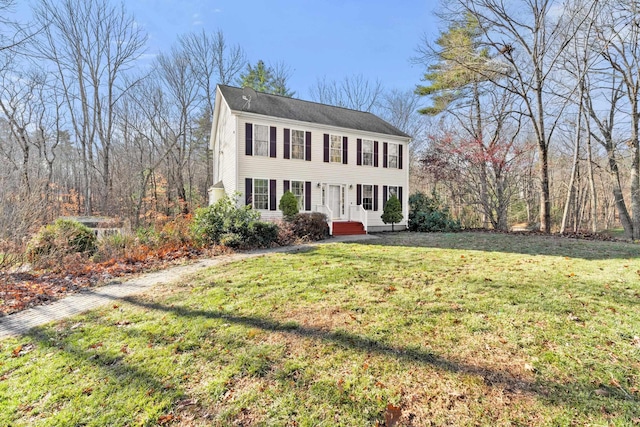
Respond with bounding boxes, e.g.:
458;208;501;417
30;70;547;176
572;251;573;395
129;0;440;99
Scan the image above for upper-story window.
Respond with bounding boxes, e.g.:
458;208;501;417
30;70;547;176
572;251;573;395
246;123;276;157
324;134;347;164
388;143;399;168
330;135;342;163
291;130;305;160
383;142;402;169
254;124;269;157
362;139;373;166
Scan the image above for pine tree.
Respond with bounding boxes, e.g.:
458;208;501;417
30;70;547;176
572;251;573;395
237;60;294;97
381;195;403;231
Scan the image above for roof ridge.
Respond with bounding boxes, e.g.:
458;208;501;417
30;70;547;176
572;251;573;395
217;84;381;116
217;85;411;139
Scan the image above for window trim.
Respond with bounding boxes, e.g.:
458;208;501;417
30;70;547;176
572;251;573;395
290;180;305;211
253;124;270;157
290;129;305;160
329;134;342;163
362;184;374;211
252;177;270;210
362;139;374;166
388;143;399;169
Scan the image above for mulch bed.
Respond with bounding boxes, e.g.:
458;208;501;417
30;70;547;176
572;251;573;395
0;246;217;317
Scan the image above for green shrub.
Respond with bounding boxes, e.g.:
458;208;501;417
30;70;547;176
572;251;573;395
408;192;461;232
27;219;98;261
245;221;279;248
279;191;299;221
192;194;260;246
291;213;329;241
192;194;279;248
381;194;403;231
219;233;244;248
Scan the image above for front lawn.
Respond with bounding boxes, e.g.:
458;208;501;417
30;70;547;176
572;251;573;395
1;232;639;426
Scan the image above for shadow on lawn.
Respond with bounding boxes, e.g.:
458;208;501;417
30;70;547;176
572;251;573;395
120;295;637;419
361;231;640;260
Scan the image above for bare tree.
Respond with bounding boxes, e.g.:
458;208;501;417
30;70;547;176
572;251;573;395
593;0;640;239
457;0;597;232
309;74;383;112
33;0;147;215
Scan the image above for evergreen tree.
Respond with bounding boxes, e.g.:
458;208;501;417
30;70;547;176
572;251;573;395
381;195;403;231
279;191;299;221
237;60;294;97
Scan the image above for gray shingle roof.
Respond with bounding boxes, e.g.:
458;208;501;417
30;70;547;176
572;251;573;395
218;85;410;139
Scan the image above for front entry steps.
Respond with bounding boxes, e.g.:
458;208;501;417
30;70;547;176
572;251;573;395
332;221;366;236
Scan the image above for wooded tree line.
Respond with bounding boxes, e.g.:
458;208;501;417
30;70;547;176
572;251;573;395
413;0;640;239
0;0;430;244
2;0;638;242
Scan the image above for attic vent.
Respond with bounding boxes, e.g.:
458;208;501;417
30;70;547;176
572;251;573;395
242;86;257;110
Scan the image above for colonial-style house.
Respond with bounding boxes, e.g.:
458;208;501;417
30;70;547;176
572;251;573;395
209;85;411;235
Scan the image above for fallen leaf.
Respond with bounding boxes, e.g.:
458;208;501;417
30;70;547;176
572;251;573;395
384;403;402;427
158;414;175;425
524;363;536;372
11;345;22;357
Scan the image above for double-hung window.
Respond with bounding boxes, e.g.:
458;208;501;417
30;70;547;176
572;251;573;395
388;143;399;168
362;184;373;211
387;186;398;200
254;124;269;157
253;178;269;210
330;135;342;163
291;180;305;210
362;139;373;166
291;130;305;160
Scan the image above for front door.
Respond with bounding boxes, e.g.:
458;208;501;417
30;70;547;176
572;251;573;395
327;184;343;220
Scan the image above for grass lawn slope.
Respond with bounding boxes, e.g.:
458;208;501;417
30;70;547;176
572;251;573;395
1;232;639;426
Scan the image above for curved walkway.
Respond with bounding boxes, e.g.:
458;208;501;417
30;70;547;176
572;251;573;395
0;235;377;340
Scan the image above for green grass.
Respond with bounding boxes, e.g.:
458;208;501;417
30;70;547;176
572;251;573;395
1;232;640;426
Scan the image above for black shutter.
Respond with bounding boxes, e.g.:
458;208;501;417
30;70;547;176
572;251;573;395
270;126;277;158
383;142;388;168
269;179;277;211
383;186;388;209
245;178;253;206
305;131;312;161
342;136;348;164
357;138;362;166
323;134;329;162
357;184;362;205
283;180;290;193
284;128;290;159
374;141;379;167
245;123;253;156
305;181;311;211
399;144;403;169
399;186;403;207
374;185;379;211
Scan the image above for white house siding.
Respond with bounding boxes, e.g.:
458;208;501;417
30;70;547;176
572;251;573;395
212;99;237;198
233;113;410;231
